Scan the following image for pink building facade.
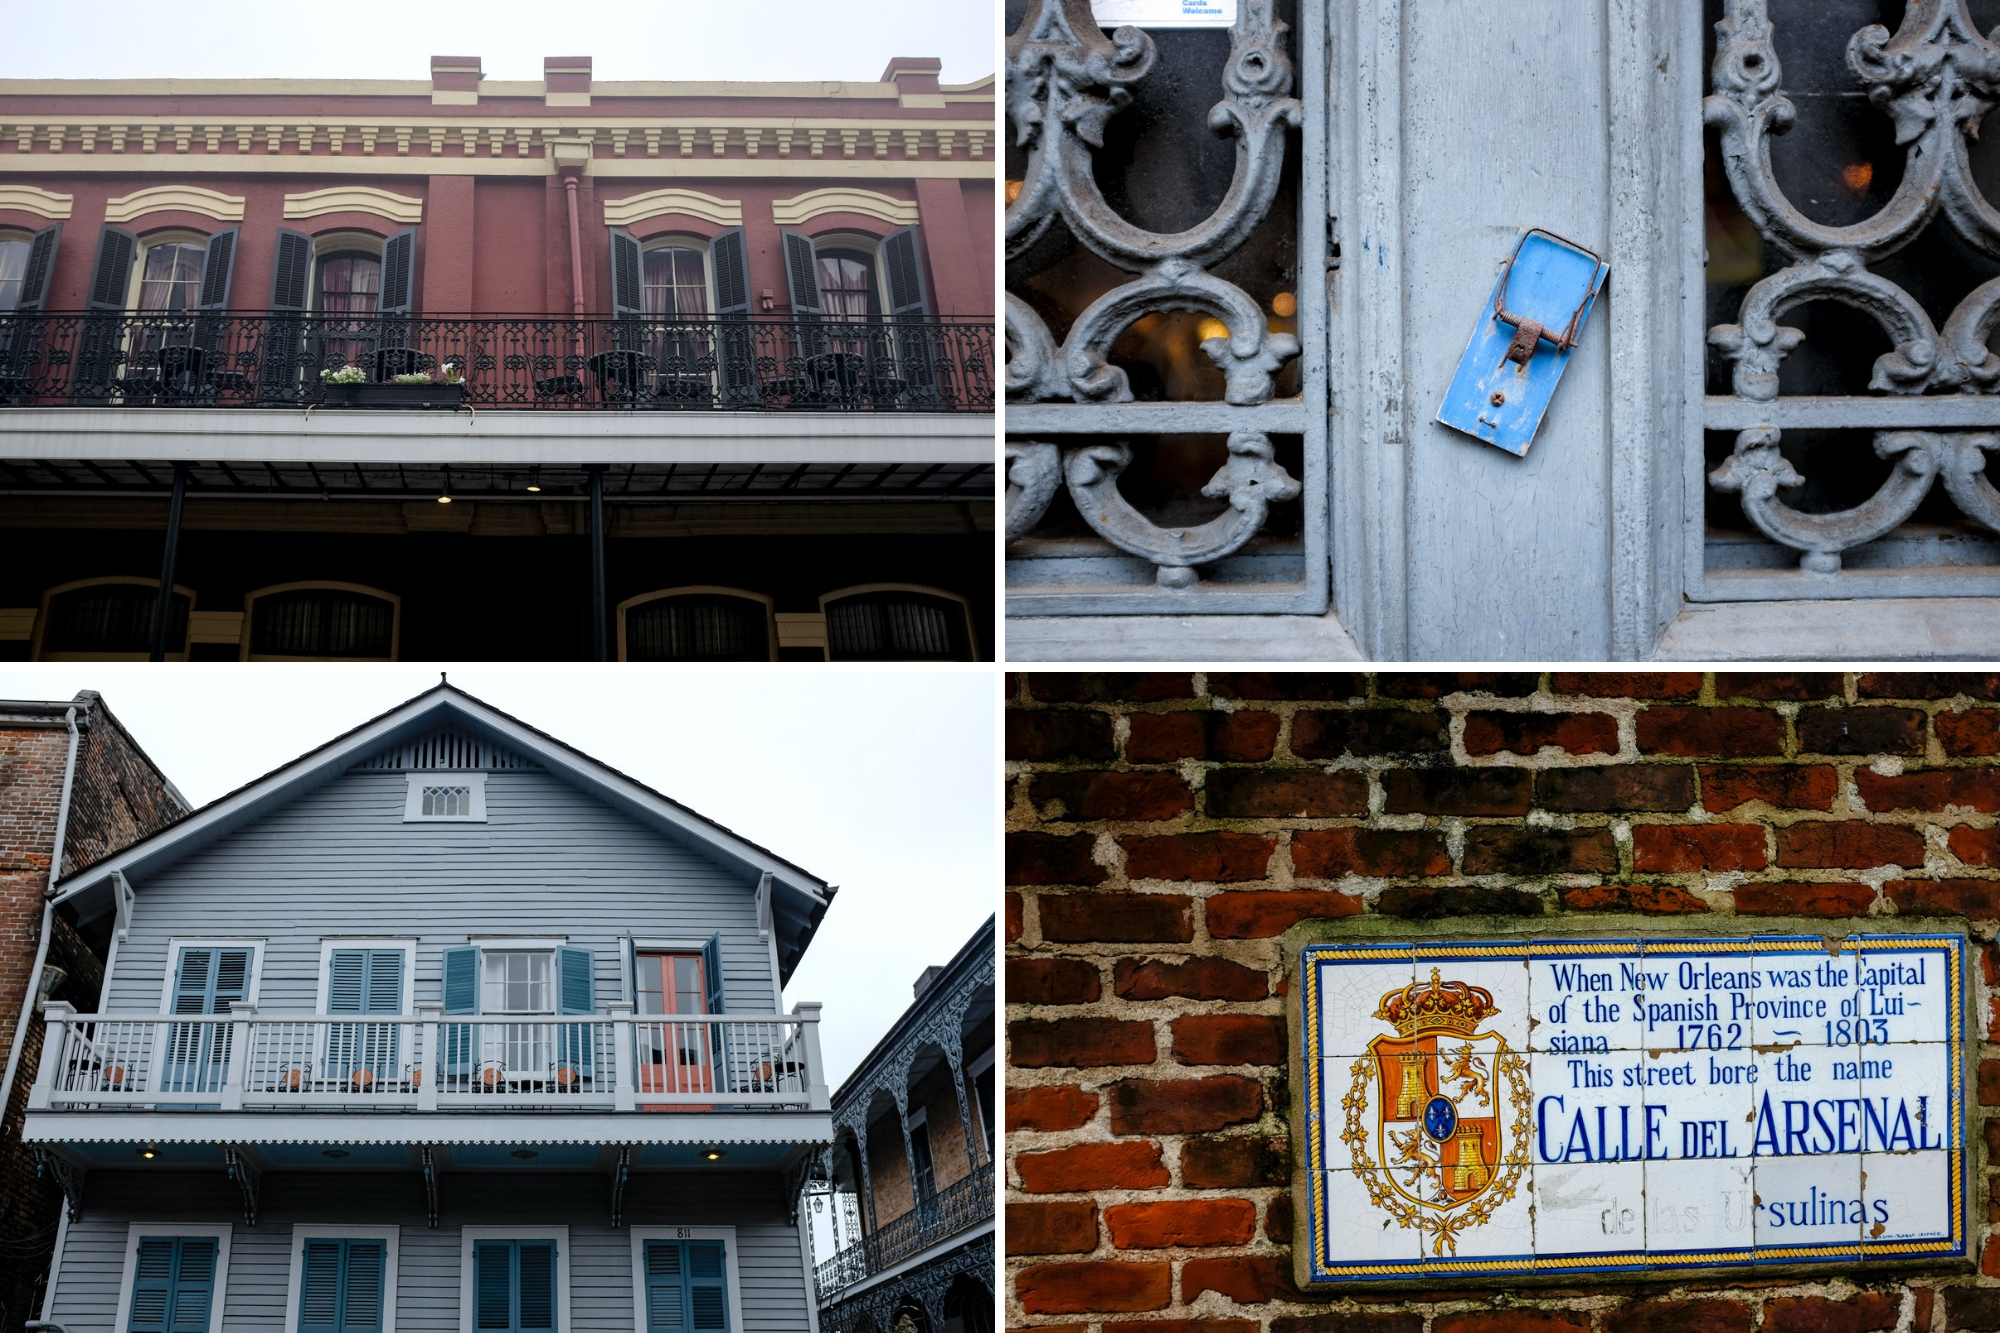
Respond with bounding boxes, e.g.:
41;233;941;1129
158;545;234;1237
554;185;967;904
0;56;994;661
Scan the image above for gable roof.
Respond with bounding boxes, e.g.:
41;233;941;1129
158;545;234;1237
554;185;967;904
51;684;836;982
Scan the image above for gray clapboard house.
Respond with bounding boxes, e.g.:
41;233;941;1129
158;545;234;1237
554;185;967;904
21;684;836;1333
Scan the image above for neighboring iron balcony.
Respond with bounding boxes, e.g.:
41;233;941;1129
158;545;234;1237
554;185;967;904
0;313;994;412
27;1003;831;1111
813;1167;993;1303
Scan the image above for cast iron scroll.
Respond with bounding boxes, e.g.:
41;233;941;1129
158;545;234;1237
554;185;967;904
1706;0;2000;571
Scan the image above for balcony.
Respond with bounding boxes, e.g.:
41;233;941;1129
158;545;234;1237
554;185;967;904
26;1004;831;1140
0;313;994;414
813;1168;992;1304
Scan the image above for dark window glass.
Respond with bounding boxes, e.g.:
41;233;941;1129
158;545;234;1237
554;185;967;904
250;589;396;658
824;592;966;661
44;583;188;654
626;595;768;661
910;1127;936;1203
817;250;877;319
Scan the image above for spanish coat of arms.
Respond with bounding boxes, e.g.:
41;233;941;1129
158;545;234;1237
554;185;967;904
1339;968;1534;1256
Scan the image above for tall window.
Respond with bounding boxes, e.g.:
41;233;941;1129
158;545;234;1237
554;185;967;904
317;253;382;377
0;238;29;312
817;250;877;319
636;952;709;1094
482;951;553;1079
131;240;206;361
473;1241;556;1333
298;1239;386;1333
483;952;552;1014
909;1122;937;1207
635;953;706;1018
166;946;252;1095
643;249;707;317
641;1240;728;1333
128;1236;219;1333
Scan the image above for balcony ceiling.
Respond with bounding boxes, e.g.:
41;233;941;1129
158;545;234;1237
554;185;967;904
39;1138;807;1172
0;458;993;500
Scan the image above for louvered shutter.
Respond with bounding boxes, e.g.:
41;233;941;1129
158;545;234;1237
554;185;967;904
610;230;643;317
701;935;725;1015
443;945;479;1079
198;229;237;310
262;228;314;403
516;1243;555;1333
329;951;367;1014
880;227;934;403
298;1240;343;1333
174;949;215;1014
340;1241;385;1333
709;228;755;405
167;1238;217;1333
644;1243;684;1333
129;1238;177;1333
686;1243;726;1333
213;950;251;1007
80;226;137;394
87;226;138;312
474;1242;513;1331
15;223;61;313
379;229;417;314
779;232;821;318
556;946;594;1075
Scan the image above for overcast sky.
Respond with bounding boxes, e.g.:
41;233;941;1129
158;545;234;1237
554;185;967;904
0;0;994;85
0;665;996;1088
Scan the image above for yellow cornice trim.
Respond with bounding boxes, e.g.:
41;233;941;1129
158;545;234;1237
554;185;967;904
283;185;424;223
602;188;742;228
103;184;245;223
0;184;71;218
0;156;992;180
771;187;919;226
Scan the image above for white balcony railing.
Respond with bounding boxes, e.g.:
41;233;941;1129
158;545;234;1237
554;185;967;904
27;1001;827;1112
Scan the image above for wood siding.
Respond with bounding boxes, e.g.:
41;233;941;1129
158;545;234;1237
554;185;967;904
50;1172;812;1333
103;765;777;1016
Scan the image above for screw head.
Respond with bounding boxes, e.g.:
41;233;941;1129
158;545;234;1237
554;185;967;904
1490;391;1507;406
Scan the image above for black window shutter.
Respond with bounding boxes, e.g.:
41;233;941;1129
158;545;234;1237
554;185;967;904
779;231;821;318
15;223;61;313
880;227;927;316
710;229;749;315
86;226;138;312
198;228;238;311
269;229;314;312
379;229;417;315
610;230;643;318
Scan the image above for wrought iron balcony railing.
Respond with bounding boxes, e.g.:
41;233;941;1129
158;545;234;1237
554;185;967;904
814;1167;992;1303
0;313;993;412
27;1004;829;1111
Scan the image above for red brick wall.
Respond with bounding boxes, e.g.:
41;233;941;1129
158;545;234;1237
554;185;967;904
1005;672;2000;1333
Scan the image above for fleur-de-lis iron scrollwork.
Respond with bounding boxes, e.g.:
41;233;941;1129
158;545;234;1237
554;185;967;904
1005;0;1305;584
1705;0;2000;570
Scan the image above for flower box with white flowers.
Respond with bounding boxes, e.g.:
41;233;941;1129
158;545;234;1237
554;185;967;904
319;363;466;408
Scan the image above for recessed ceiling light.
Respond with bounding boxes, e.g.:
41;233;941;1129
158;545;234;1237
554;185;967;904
511;1148;539;1160
323;1149;350;1159
702;1147;726;1161
138;1143;158;1159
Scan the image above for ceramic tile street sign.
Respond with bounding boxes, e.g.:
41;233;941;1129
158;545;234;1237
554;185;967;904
1298;936;1967;1284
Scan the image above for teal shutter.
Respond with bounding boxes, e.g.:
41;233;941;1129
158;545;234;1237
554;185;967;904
880;228;927;315
79;225;138;396
131;1237;218;1333
881;225;934;402
556;946;594;1076
15;223;61;313
517;1243;555;1333
644;1243;684;1333
700;936;724;1014
474;1242;512;1330
262;227;314;402
299;1240;342;1333
610;231;642;317
198;229;238;311
474;1241;556;1333
709;228;755;404
328;950;403;1081
644;1242;725;1333
686;1243;726;1333
443;945;479;1079
87;226;138;312
269;230;314;313
340;1241;385;1333
167;947;250;1095
780;232;821;317
379;229;417;315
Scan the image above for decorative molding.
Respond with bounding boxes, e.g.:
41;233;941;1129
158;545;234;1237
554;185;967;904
602;187;741;227
771;188;918;226
103;184;245;223
0;184;71;218
283;185;423;223
0;155;991;182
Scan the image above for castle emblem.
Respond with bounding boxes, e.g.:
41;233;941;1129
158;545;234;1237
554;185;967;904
1339;968;1532;1255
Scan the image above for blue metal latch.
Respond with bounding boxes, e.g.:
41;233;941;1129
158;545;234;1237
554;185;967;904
1436;228;1609;458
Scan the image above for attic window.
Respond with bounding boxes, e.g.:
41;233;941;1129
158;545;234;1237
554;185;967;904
404;771;487;822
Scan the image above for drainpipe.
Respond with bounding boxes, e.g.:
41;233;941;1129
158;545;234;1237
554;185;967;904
0;705;80;1131
148;463;188;662
551;137;592;319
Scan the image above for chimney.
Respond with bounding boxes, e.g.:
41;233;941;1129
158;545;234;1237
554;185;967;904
880;57;945;108
912;965;945;1000
546;56;593;108
431;55;481;106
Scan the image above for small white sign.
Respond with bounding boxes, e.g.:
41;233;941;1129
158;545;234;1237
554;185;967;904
1091;0;1236;28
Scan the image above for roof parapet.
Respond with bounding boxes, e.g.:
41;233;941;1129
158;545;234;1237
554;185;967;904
431;54;482;106
880;56;945;109
545;56;592;108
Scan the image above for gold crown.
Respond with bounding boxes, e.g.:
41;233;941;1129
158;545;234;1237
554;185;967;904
1374;968;1496;1038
